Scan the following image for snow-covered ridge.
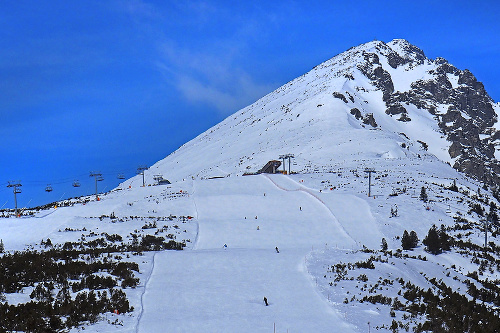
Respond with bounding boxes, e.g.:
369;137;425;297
122;38;500;192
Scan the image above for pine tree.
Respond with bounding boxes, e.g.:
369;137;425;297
409;230;419;248
401;230;413;250
488;202;498;225
0;239;4;253
439;225;451;251
381;238;388;251
420;186;428;202
423;225;441;254
56;282;72;315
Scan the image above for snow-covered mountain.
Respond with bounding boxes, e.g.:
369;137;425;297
133;38;500;189
1;39;500;332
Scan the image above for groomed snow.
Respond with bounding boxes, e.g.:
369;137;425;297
138;175;364;332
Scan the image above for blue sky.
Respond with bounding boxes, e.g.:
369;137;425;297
1;0;499;209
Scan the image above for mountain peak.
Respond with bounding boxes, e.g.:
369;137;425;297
387;39;426;60
137;39;500;191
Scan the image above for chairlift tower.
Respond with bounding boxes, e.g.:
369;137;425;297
89;172;102;200
279;155;286;173
137;165;148;187
285;154;295;174
279;154;295;174
7;181;22;217
364;168;376;197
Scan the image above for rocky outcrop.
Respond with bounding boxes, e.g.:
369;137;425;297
350;108;378;128
352;40;500;188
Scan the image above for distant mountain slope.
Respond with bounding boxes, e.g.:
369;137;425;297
125;39;499;191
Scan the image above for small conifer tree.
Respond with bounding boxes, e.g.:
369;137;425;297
420;186;428;202
439;225;451;251
401;230;413;250
0;239;4;253
423;225;441;254
409;230;419;248
488;202;498;225
381;238;388;251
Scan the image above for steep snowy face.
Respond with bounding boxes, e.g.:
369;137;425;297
131;39;500;188
375;40;499;186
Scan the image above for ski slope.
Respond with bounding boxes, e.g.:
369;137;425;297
0;159;496;332
0;174;372;332
136;174;380;332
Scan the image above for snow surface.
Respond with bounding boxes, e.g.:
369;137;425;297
1;161;494;332
1;39;499;332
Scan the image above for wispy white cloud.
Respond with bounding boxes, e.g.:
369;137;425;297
157;41;276;115
118;0;287;114
175;71;275;113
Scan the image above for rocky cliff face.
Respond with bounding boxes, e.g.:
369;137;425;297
344;39;500;187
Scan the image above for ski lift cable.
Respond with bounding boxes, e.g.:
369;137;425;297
3;167;135;187
3;160;144;183
21;174;88;185
1;164;148;200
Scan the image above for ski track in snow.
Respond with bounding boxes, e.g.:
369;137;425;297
35;208;58;218
263;174;357;247
135;252;157;333
191;180;201;251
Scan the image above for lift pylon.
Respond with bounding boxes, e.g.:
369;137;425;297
7;181;22;217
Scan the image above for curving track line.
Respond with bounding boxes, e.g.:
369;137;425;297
190;180;201;251
262;174;358;247
135;251;157;333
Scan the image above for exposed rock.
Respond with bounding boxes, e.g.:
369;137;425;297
346;92;355;103
363;113;378;127
355;39;500;189
373;67;394;93
386;103;406;116
387;51;407;69
350;108;378;128
448;141;462;159
389;39;427;65
333;92;348;103
398;113;411;122
350;108;362;120
434;62;459;75
417;140;429;151
363;52;380;65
